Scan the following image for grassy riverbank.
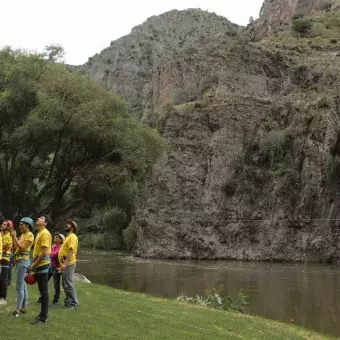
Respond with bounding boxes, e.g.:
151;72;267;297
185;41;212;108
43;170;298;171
0;281;335;340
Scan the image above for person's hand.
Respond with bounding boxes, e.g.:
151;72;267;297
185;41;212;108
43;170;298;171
60;263;67;270
10;229;16;238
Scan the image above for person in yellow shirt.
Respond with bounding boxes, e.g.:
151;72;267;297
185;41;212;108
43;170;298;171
59;220;79;309
10;217;34;318
30;215;52;325
0;220;14;304
0;222;2;262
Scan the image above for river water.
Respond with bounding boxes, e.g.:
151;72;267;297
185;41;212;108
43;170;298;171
76;250;340;337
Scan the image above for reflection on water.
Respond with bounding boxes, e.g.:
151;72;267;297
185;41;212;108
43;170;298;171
76;250;340;337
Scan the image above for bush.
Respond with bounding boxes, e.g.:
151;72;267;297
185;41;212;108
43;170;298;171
79;234;104;250
79;232;126;251
261;131;294;168
103;207;129;233
176;285;249;313
293;13;305;20
123;219;137;251
292;19;313;35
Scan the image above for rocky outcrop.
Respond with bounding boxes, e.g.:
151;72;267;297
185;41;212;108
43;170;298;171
74;273;91;284
82;5;340;261
255;0;340;38
134;33;340;261
80;9;236;118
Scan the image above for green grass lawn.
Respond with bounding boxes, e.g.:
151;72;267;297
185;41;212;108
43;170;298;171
0;280;336;340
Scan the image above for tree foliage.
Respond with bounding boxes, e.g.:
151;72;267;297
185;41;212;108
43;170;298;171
0;47;164;219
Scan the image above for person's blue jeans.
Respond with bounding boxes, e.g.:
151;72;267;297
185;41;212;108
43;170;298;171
15;259;30;310
8;254;14;286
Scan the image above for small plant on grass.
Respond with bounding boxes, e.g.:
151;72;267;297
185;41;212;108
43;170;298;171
176;285;249;313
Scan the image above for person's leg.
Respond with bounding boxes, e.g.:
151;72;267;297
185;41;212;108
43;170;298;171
48;266;53;281
7;258;12;286
0;263;9;300
61;271;70;305
36;272;49;321
53;270;61;302
15;263;27;311
61;264;78;307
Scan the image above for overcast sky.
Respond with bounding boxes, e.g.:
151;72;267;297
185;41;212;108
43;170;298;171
1;0;264;65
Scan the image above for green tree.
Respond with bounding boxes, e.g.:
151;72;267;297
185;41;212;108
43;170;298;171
0;48;164;219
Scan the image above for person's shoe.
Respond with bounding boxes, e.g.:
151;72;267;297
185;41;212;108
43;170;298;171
20;308;28;315
31;317;47;325
67;305;78;310
52;298;59;305
10;310;20;318
0;298;7;305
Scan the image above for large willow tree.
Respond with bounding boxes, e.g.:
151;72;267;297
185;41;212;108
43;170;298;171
0;47;164;219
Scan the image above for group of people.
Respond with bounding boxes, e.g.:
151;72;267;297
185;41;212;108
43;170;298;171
0;215;79;325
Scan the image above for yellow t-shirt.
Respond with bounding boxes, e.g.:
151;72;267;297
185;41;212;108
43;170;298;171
33;228;52;268
58;233;78;266
1;232;12;261
15;231;34;260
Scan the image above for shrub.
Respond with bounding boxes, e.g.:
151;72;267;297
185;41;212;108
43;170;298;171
79;234;104;250
176;285;249;313
292;19;313;35
293;13;305;20
79;232;126;251
103;207;129;233
261;131;294;168
123;219;137;251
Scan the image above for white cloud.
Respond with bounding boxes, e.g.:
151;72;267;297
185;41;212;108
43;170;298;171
0;0;264;65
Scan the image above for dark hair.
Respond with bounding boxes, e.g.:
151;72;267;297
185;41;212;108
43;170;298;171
21;222;33;232
42;215;52;228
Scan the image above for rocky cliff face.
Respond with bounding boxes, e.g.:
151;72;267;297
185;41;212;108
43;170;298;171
134;32;340;261
255;0;340;38
82;5;340;261
80;9;236;117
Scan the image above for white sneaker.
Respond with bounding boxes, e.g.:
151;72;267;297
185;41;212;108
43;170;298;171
0;298;7;305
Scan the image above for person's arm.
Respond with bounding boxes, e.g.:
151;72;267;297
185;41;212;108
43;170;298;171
31;246;49;270
60;249;73;269
10;230;32;251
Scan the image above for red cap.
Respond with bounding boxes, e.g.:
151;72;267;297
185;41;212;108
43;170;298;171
6;220;13;229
